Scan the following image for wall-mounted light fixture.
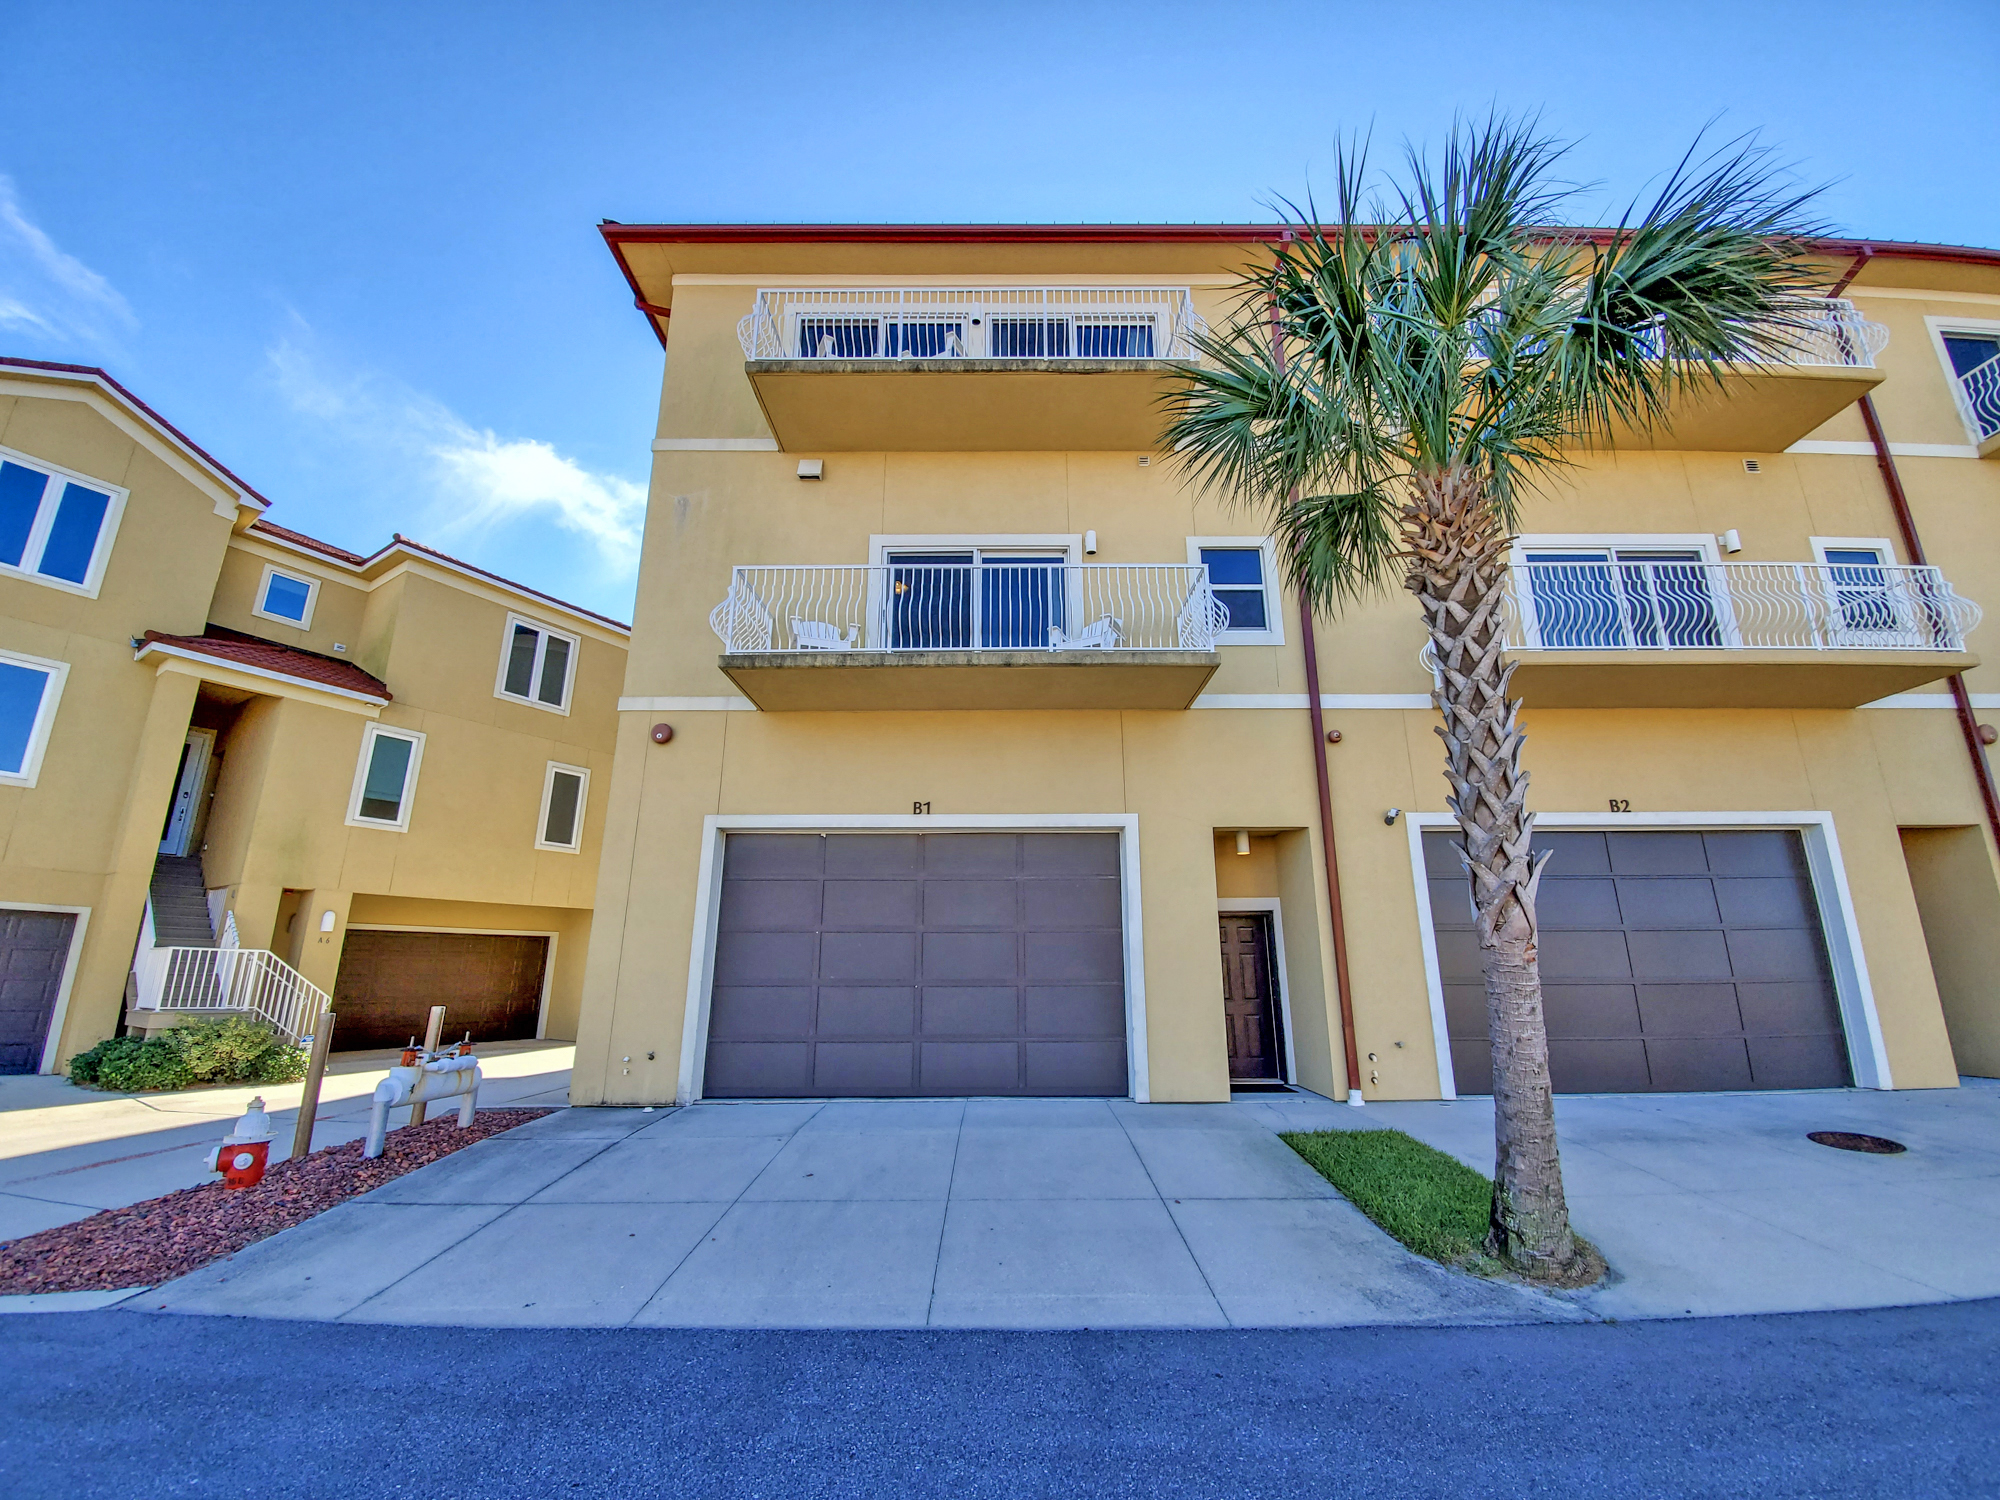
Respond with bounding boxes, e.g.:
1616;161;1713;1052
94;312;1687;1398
797;459;823;481
1084;530;1098;556
1383;809;1402;826
1234;829;1251;856
1720;529;1743;554
651;723;675;745
319;910;337;934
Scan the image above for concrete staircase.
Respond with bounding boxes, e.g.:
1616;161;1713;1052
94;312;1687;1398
147;855;215;948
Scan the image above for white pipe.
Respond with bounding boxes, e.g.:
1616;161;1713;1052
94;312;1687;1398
363;1059;482;1158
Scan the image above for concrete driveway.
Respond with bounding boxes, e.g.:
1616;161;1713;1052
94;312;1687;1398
144;1098;1569;1329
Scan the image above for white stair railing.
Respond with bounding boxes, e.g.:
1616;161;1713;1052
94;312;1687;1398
132;946;330;1045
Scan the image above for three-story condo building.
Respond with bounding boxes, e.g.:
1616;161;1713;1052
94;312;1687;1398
574;224;2000;1107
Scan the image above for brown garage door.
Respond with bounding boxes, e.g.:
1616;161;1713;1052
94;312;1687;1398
0;911;74;1074
331;931;548;1051
1425;829;1851;1094
704;832;1128;1098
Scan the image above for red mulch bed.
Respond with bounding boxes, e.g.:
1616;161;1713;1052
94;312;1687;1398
0;1108;552;1295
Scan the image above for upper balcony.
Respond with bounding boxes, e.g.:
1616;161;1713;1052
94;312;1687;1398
708;561;1225;710
1949;347;2000;458
1500;557;1980;708
1594;298;1890;452
736;286;1205;451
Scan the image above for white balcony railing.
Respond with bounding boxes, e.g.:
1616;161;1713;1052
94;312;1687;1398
737;287;1207;362
1756;297;1890;368
1953;352;2000;442
710;564;1231;654
133;946;330;1045
1502;560;1980;653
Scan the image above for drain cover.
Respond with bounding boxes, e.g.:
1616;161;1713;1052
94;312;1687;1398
1808;1131;1906;1154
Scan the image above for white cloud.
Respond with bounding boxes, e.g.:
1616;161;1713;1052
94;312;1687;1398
0;175;136;349
265;328;646;573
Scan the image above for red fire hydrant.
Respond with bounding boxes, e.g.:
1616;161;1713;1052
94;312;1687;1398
205;1097;273;1190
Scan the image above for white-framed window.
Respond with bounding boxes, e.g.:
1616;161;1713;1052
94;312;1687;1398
251;562;321;629
866;534;1082;650
345;724;425;831
1926;316;2000;443
0;648;69;788
1811;536;1912;642
1509;534;1728;650
495;614;578;714
1187;537;1283;644
536;762;589;852
0;445;128;598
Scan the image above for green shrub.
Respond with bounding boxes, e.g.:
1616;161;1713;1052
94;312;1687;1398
1282;1128;1496;1265
68;1016;306;1092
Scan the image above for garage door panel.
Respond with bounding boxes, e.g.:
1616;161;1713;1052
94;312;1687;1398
1021;877;1122;929
1536;877;1622;928
1547;1037;1653;1092
1645;1037;1755;1091
1537;929;1633;980
923;879;1017;928
823;879;919;929
709;987;815;1039
814;1042;916;1093
1703;831;1802;877
922;1041;1020;1093
1538;832;1611;875
1024;1040;1128;1095
1714;876;1818;927
1543;984;1642;1038
0;911;70;1074
924;834;1019;876
330;931;547;1051
724;833;826;877
824;834;920;876
1750;1032;1852;1089
1635;983;1745;1037
1627;929;1732;980
1025;929;1123;983
921;987;1019;1034
1023;984;1126;1038
820;931;919;982
924;931;1018;982
713;930;817;985
1429;876;1474;924
1726;928;1832;981
1442;983;1487;1034
1424;835;1470;877
1450;1036;1493;1095
1614;877;1721;927
1022;833;1120;876
718;879;822;931
705;1041;812;1096
1608;831;1712;875
815;987;917;1037
1737;980;1844;1034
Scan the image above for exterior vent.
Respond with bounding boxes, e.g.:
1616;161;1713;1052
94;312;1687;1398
1743;459;1762;473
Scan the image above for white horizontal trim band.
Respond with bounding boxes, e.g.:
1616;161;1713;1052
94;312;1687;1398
1863;692;2000;709
651;438;781;452
1192;693;1435;710
1786;439;1980;459
619;695;758;711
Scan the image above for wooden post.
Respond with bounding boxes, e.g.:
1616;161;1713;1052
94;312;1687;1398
409;1005;447;1126
291;1014;335;1163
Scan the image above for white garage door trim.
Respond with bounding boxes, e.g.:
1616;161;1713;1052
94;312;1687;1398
678;814;1149;1105
345;924;559;1038
1406;810;1891;1098
2;900;91;1074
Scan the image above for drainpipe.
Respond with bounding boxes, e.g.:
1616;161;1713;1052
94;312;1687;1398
1855;392;2000;855
1266;253;1365;1105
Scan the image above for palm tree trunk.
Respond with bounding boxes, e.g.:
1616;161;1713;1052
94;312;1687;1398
1402;466;1578;1279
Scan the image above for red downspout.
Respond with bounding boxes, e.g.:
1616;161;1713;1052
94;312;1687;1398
1855;393;2000;855
1267;256;1365;1104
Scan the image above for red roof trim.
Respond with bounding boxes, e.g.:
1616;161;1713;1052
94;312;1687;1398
248;518;368;565
139;628;391;703
0;356;271;508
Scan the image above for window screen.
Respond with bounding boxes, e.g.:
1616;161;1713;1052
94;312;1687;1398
542;768;584;849
261;572;313;623
357;733;416;823
0;660;53;777
1200;547;1269;631
500;620;574;710
0;455;117;587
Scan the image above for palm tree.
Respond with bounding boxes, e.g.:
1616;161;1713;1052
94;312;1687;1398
1165;120;1824;1280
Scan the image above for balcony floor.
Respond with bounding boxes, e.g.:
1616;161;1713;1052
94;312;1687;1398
1506;647;1979;709
1586;364;1886;452
718;649;1220;710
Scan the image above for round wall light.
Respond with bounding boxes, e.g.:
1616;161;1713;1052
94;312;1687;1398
651;723;675;745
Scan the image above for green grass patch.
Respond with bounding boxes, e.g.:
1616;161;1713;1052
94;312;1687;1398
1281;1128;1494;1266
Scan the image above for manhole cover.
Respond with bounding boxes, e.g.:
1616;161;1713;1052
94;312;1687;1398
1807;1131;1906;1154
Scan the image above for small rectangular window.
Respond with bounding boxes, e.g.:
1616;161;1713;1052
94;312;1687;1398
0;650;66;786
537;763;588;852
0;449;126;595
347;726;424;830
495;615;578;713
253;565;319;628
1200;547;1271;631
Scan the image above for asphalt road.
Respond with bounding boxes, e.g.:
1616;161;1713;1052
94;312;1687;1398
4;1300;1997;1499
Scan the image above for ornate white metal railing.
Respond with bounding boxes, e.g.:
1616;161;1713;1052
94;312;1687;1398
1953;351;2000;442
133;946;330;1045
1757;297;1890;368
710;563;1231;654
737;287;1207;362
1502;560;1979;653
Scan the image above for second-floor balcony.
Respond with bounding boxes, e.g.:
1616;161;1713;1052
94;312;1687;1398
708;562;1226;710
1500;557;1981;707
1950;348;2000;458
736;286;1205;451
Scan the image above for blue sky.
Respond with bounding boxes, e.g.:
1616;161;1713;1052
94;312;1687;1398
2;0;1994;620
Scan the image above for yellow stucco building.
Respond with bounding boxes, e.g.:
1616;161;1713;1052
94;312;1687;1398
572;224;2000;1108
0;356;626;1073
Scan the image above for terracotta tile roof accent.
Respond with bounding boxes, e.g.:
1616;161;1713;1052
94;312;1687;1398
139;626;391;702
247;518;368;565
0;356;270;508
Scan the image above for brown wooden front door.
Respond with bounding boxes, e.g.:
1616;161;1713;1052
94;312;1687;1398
1219;914;1283;1081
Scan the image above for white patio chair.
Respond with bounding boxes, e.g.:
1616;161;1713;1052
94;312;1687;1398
1049;615;1122;651
790;618;858;651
